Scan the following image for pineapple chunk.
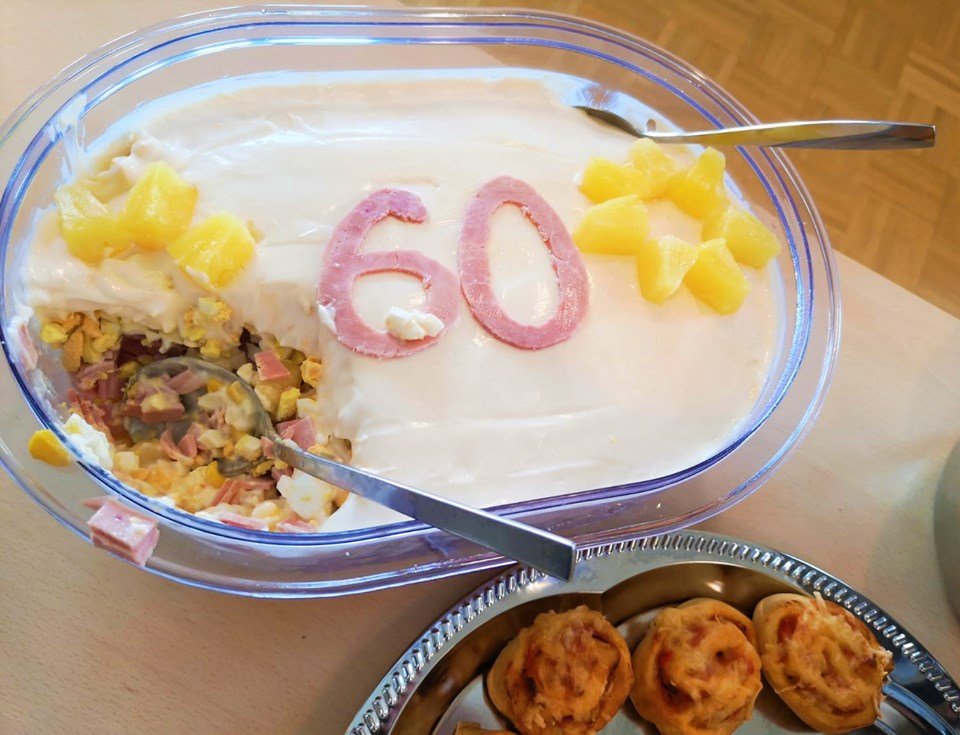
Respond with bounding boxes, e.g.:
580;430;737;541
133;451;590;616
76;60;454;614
702;207;780;268
573;195;650;256
168;212;255;289
28;429;71;467
628;139;682;198
684;238;750;314
121;161;198;250
668;148;728;219
55;184;131;264
580;157;649;203
636;235;698;304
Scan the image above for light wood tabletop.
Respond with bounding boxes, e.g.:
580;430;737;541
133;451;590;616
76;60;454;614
1;2;958;734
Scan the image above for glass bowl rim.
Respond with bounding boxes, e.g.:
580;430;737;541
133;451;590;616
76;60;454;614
0;5;839;551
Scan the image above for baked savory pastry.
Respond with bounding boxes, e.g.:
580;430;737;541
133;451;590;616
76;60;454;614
629;598;762;735
453;724;514;735
753;593;893;733
486;605;633;735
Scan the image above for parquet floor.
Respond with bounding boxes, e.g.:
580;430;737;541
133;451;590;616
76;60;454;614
405;0;960;315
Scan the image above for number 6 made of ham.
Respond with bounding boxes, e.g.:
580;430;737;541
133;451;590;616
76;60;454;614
459;176;589;350
317;188;460;358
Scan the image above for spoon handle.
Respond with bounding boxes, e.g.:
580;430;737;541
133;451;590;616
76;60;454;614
645;120;935;150
275;442;577;581
575;108;936;150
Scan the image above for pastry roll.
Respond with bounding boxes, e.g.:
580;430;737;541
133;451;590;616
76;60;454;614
753;593;893;734
486;605;633;735
630;598;762;735
453;724;514;735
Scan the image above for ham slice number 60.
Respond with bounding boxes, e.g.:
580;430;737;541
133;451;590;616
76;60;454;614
318;177;589;358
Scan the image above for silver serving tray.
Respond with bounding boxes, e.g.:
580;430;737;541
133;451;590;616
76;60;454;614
345;531;959;735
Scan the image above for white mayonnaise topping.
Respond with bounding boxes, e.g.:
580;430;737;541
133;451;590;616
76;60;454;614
23;70;782;531
63;414;113;469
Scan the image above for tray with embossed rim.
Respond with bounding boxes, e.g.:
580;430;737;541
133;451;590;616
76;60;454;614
345;531;959;735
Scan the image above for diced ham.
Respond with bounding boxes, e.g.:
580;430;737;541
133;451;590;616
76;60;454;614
98;371;123;401
141;404;185;424
159;427;198;462
254;351;291;381
271;465;293;482
261;436;276;459
76;356;117;391
121;400;142;419
276;417;316;450
244;476;277;490
217;512;269;531
459;176;589;349
68;389;113;440
138;382;185;425
276;519;315;534
85;497;159;566
178;428;199;458
167;368;206;395
211;476;276;506
209;407;227;431
317;189;459;358
211;478;243;506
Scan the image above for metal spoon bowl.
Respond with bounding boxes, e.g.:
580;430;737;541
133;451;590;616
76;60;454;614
575;107;936;150
125;356;577;580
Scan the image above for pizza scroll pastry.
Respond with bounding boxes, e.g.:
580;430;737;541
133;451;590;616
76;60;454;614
453;724;514;735
753;593;892;733
486;605;633;735
629;598;762;735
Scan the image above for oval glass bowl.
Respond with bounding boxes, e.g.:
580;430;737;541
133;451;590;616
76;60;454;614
0;6;839;597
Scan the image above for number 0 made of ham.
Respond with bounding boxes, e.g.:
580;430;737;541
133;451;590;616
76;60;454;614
458;176;589;350
317;189;460;358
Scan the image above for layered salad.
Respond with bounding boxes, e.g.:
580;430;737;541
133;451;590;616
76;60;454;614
20;71;783;550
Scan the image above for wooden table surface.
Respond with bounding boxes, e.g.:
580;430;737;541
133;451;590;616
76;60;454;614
1;2;958;734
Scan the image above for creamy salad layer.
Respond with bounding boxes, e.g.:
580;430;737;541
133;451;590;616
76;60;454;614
23;71;781;531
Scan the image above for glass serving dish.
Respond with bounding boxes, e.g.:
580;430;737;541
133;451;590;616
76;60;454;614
0;6;839;597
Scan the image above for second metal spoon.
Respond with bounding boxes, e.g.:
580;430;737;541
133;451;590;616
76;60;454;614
576;107;936;150
131;357;577;581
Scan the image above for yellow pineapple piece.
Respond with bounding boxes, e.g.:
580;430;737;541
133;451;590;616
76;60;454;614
684;238;750;314
121;161;198;250
636;235;698;304
55;184;131;264
28;429;71;467
168;212;255;289
628;139;682;198
668;148;728;219
580;157;649;203
573;195;650;256
702;207;780;268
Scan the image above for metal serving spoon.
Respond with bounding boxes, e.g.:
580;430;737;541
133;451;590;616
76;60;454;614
127;357;577;581
575;107;936;150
